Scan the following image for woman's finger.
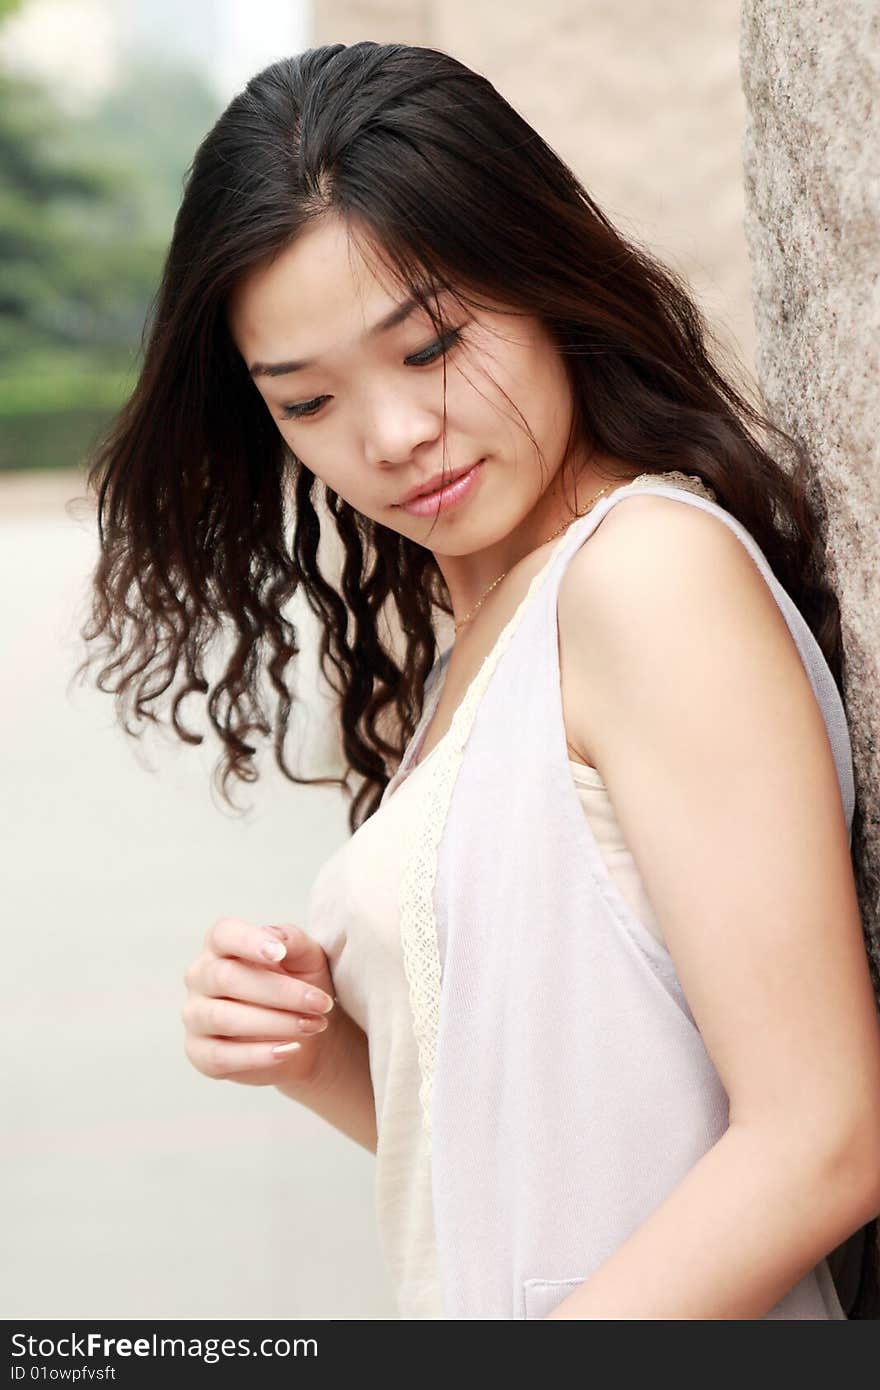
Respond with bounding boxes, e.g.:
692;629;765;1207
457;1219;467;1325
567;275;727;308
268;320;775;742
184;1033;307;1080
205;916;332;987
188;954;334;1018
181;994;330;1040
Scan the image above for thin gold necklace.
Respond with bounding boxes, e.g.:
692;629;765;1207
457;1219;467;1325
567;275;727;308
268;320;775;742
452;483;612;633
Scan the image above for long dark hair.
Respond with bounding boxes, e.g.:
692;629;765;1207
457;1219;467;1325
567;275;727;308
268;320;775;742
71;42;878;1314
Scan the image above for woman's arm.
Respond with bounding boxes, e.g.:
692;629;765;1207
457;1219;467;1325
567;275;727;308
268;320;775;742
275;1004;377;1155
554;496;880;1317
546;1120;879;1318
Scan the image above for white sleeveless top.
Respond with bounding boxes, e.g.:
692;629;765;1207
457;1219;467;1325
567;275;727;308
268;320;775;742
305;477;677;1317
306;752;666;1319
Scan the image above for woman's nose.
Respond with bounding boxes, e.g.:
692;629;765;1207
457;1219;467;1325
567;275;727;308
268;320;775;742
361;394;442;468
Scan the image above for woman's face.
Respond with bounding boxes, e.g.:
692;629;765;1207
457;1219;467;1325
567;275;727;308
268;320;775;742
227;214;588;565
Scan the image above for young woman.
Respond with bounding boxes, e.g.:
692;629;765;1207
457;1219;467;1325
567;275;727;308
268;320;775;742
76;43;880;1319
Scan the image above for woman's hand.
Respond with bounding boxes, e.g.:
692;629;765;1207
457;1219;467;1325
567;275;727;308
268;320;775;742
182;917;340;1090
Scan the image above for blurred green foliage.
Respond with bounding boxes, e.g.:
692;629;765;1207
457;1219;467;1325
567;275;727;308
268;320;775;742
1;25;222;472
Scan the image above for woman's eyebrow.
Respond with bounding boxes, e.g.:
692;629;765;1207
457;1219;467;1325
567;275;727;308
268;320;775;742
248;294;428;379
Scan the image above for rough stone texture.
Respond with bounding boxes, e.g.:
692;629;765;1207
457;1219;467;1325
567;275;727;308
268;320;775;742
740;0;879;976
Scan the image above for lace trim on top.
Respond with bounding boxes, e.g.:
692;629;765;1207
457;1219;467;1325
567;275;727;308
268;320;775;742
396;470;717;1150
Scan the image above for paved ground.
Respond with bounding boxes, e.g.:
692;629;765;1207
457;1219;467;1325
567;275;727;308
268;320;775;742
1;469;397;1319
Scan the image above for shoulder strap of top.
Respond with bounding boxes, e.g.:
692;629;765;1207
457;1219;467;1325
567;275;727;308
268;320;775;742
612;468;718;505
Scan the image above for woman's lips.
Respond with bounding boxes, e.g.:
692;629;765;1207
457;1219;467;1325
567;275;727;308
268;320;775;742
396;460;485;518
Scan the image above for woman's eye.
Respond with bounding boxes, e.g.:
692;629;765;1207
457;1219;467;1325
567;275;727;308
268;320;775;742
279;325;464;421
405;325;463;367
281;398;325;420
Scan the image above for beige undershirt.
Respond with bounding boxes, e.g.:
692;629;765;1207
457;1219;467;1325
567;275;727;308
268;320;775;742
305;749;665;1319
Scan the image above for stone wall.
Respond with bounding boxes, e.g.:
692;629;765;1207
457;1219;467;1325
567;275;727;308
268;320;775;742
741;0;879;980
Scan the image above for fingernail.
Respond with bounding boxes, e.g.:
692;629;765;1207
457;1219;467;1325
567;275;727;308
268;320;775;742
260;939;286;963
298;1015;329;1033
305;987;333;1012
272;1041;301;1055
